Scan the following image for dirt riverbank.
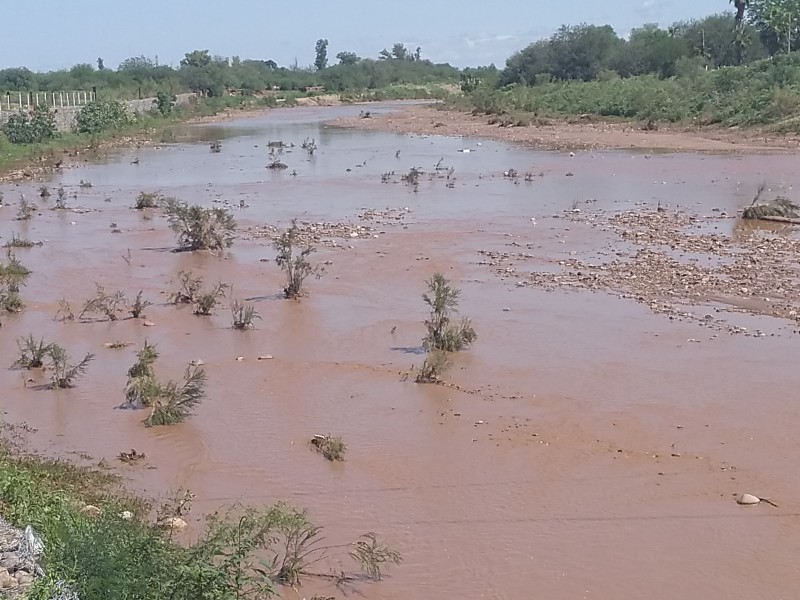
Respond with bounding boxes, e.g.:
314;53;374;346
332;103;800;153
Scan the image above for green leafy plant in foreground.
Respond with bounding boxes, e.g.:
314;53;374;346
0;437;401;600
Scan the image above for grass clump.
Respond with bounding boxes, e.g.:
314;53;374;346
414;350;450;383
274;219;324;299
422;273;477;352
309;434;346;461
163;197;236;252
16;196;36;220
128;290;152;318
193;282;227;315
0;250;31;313
79;284;125;321
168;270;203;304
230;296;261;330
123;341;206;426
168;271;227;315
55;298;75;321
144;365;207;427
13;335;54;369
47;344;94;389
39;185;51;198
134;191;164;210
3;232;40;248
55;185;68;209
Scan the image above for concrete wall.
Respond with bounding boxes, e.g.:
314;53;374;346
0;93;195;132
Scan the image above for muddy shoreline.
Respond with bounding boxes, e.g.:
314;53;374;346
331;104;800;153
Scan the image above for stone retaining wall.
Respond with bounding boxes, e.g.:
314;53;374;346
0;93;196;132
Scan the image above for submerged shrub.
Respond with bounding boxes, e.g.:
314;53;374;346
422;273;477;352
273;219;324;299
309;435;346;461
144;364;207;427
163;198;236;252
13;335;54;369
47;344;94;389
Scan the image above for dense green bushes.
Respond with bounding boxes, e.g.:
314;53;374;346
76;100;131;134
1;105;57;144
461;53;800;127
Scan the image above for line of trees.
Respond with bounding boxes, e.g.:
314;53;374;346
492;4;800;88
0;42;459;100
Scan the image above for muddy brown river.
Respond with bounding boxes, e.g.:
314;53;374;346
2;104;800;599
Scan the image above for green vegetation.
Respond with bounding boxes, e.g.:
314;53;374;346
168;270;203;305
47;344;94;389
123;341;206;427
309;434;347;461
76;100;132;134
0;437;400;600
0;250;31;313
16;196;36;220
163;198;236;252
414;351;450;384
134;191;164;209
79;284;125;321
193;282;228;316
129;290;152;318
3;232;40;248
274;219;324;299
422;273;477;352
1;105;57;144
455;9;800;128
13;335;54;369
230;296;261;330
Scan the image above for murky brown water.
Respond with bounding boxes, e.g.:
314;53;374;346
3;104;800;599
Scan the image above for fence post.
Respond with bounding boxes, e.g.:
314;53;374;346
59;93;63;107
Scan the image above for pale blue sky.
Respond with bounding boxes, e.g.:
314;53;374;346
7;0;729;71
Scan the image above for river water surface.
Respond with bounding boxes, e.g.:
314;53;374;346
2;103;800;599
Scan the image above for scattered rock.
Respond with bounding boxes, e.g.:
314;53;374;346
736;493;761;505
257;355;273;360
80;505;102;518
162;517;187;532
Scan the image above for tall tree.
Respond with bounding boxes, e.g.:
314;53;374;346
314;39;329;71
336;51;360;65
749;0;800;53
180;50;212;68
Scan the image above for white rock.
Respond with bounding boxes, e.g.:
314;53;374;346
80;504;102;517
736;493;761;505
162;517;188;532
119;511;133;520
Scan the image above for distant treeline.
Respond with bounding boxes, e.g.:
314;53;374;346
472;8;799;89
0;43;459;100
